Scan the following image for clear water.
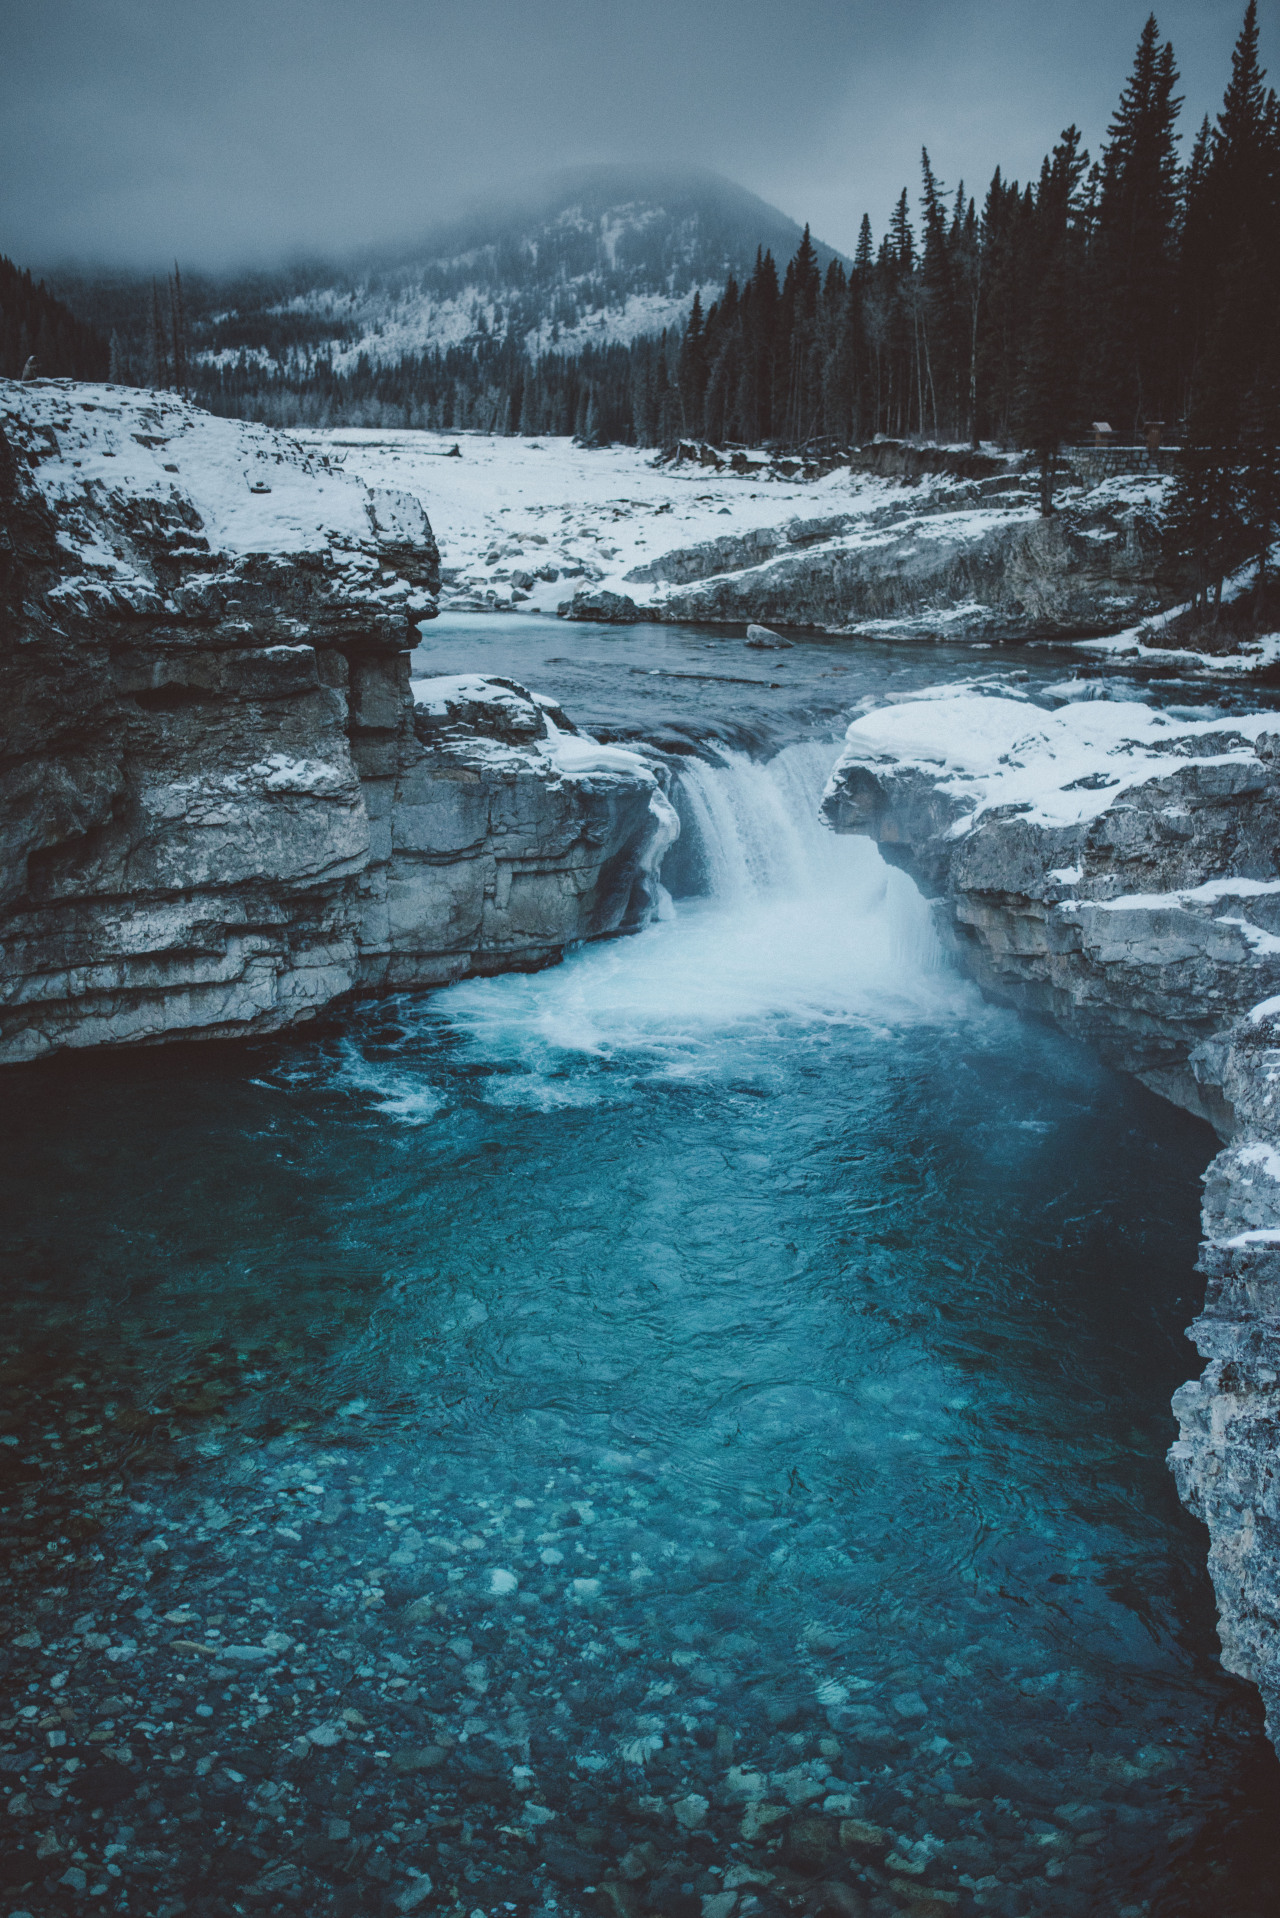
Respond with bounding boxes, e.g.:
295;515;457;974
2;738;1278;1918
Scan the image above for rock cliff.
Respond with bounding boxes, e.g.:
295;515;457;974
821;683;1280;1748
562;469;1182;640
0;382;674;1063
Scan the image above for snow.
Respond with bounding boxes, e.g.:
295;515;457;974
410;673;536;718
1077;546;1280;676
539;716;662;782
410;671;670;794
3;382;383;560
291;427;1034;622
827;687;1278;834
1235;1142;1280;1180
198;276;719;377
1093;877;1280;911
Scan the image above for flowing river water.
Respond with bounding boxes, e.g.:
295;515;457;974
2;619;1279;1917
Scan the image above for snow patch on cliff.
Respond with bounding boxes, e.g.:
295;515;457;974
827;689;1277;834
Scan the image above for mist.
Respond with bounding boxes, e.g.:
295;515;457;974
1;0;1270;271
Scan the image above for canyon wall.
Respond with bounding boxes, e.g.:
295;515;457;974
822;686;1280;1749
0;383;672;1063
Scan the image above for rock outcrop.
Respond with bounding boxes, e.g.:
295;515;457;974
1169;1004;1280;1749
561;471;1183;639
0;382;674;1062
821;683;1280;1749
822;689;1280;1124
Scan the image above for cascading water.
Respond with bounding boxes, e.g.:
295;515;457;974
2;737;1278;1915
423;743;960;1102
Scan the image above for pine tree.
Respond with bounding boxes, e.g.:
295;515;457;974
919;150;959;438
678;290;706;437
169;265;187;395
147;282;169;389
1018;128;1089;513
1090;15;1182;436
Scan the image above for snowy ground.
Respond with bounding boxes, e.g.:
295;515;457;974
293;428;867;614
293;428;1047;622
2;382;436;621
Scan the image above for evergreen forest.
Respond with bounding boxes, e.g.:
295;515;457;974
186;8;1277;478
4;4;1277;602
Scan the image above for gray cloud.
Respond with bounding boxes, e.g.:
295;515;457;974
0;0;1271;270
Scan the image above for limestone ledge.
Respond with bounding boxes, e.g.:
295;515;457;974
561;469;1182;640
0;382;673;1063
821;683;1280;1750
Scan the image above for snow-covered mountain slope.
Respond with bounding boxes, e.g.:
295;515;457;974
57;168;843;376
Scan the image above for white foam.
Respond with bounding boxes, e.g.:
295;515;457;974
433;741;970;1101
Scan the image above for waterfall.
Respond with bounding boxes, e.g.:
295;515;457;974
409;740;964;1102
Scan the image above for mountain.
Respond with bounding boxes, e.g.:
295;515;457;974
51;167;845;380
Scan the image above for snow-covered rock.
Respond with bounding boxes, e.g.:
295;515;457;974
302;428;1185;642
822;686;1280;1120
0;382;671;1061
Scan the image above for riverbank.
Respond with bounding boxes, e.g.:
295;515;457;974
296;429;1184;643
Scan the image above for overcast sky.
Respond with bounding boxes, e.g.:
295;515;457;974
1;0;1274;272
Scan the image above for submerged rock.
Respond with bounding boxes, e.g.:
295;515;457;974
0;381;675;1063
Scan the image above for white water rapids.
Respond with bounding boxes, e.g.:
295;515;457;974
428;741;967;1097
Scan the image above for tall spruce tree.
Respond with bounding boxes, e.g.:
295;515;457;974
1017;128;1089;513
1090;15;1182;437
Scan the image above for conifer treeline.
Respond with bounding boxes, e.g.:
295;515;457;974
193;2;1278;496
0;256;108;382
197;332;684;445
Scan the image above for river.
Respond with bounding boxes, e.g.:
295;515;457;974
1;618;1277;1917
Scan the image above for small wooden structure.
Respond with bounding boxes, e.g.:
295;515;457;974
1092;421;1114;445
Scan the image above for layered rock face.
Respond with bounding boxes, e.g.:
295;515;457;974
822;684;1280;1746
0;383;673;1062
1169;1007;1280;1747
822;690;1280;1123
383;674;677;991
563;469;1181;639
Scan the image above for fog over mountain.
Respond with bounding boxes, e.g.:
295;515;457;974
0;0;1269;271
53;166;844;379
